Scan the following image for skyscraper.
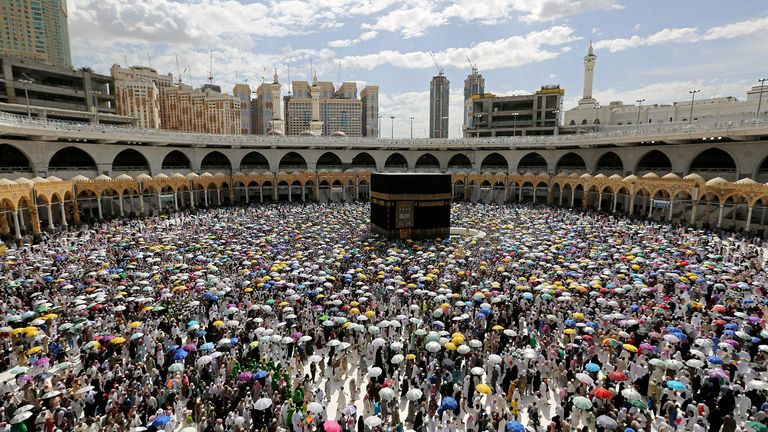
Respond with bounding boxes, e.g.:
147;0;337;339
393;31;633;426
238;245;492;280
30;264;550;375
0;0;72;68
463;68;484;133
111;65;174;129
233;83;252;134
430;73;449;138
360;86;379;137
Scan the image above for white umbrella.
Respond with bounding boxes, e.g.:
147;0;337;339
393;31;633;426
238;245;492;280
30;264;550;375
457;344;471;354
746;380;768;390
425;341;441;352
596;415;617;429
368;367;383;378
685;359;705;368
469;339;482;348
327;339;341;347
196;356;213;366
391;354;404;364
390;341;403;351
470;367;484;376
621;388;642;400
307;402;323;414
575;373;594;385
364;416;382;428
308;355;323;363
406;389;423;401
379;387;396;400
371;338;386;348
254;398;273;410
488;354;502;364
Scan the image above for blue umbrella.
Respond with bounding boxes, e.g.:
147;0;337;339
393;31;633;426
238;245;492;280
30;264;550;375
173;349;188;361
254;370;268;379
188;320;199;327
666;380;687;391
505;420;524;432
440;397;458;411
724;323;739;330
151;415;172;427
584;363;601;373
707;355;723;365
166;345;179;352
200;342;214;350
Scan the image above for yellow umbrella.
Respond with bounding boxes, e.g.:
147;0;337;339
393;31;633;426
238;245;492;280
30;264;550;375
563;329;577;335
350;301;360;307
623;343;638;353
26;346;43;355
365;311;376;318
25;329;41;337
350;308;360;315
128;321;143;328
405;354;416;360
476;384;492;395
41;313;58;320
444;342;457;351
278;301;289;307
10;328;26;336
572;312;585;321
213;320;224;327
491;325;504;331
111;337;127;344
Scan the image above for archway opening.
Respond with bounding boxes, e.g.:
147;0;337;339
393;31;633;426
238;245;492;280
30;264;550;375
517;152;547;174
415;153;440;170
279;152;307;172
240;151;270;172
595;152;623;174
162;150;192;171
636;150;672;174
0;144;33;173
689;148;737;180
481;153;508;173
112;149;149;173
556;152;586;174
201;151;232;172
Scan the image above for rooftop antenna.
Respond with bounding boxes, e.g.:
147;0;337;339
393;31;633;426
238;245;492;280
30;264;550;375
429;51;443;75
207;50;213;85
287;61;291;95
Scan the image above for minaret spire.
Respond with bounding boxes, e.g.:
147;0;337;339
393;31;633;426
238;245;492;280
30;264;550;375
580;41;597;104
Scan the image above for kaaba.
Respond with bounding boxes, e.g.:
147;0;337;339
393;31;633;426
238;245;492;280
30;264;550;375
370;173;452;239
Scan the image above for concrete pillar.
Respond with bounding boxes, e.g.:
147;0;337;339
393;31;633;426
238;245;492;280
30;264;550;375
189;189;195;208
217;188;221;205
732;203;737;227
532;186;536;203
705;200;713;224
648;199;654;218
570;189;575;207
518;186;523;202
119;196;125;217
259;187;263;203
18;208;25;229
746;206;754;232
690;202;697;225
558;189;564;206
12;210;21;239
204;188;209;207
272;185;278;201
46;205;54;230
245;186;250;204
302;185;306;202
157;191;162;214
96;198;103;219
717;204;725;228
546;188;554;205
612;193;618;212
668;198;674;221
641;196;647;216
355;183;360;201
173;192;179;211
597;193;602;211
139;194;145;215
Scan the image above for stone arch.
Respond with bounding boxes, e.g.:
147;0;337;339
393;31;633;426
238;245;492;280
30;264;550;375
162;150;192;170
636;150;672;174
316;152;343;170
112;149;150;172
595;151;624;174
279;152;307;171
351;152;377;170
480;153;508;173
201;151;232;172
517;152;547;174
0;143;34;173
49;147;97;171
384;153;408;170
240;151;270;172
415;153;441;170
447;153;472;170
556;152;587;174
687;148;737;180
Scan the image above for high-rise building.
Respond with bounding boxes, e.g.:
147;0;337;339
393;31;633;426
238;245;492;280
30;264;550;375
253;70;284;135
465;86;564;137
111;65;173;129
463;68;484;133
430;73;449;138
160;85;241;135
233;83;252;134
284;74;373;137
0;0;71;68
360;85;379;137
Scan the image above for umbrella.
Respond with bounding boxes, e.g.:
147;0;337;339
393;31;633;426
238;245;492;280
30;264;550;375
666;380;687;391
488;354;502;364
440;397;458;410
505;420;525;432
593;387;613;399
584;363;600;372
168;363;183;372
196;355;212;366
685;359;705;368
308;402;324;413
470;367;484;376
368;367;382;378
364;416;382;427
341;405;357;415
151;416;172;427
476;383;492;394
254;398;273;410
746;380;768;390
42;390;61;399
11;411;33;424
308;355;323;363
621;388;642;400
379;387;396;400
572;396;593;410
596;415;618;429
323;421;342;432
391;354;404;364
575;373;594;385
254;370;269;379
607;371;627;382
406;389;423;401
747;421;768;432
425;341;441;352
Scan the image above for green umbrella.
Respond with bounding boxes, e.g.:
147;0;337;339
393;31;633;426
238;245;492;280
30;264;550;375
266;299;275;305
648;358;666;368
168;363;183;372
572;396;592;410
629;399;647;409
748;422;767;432
319;315;330;321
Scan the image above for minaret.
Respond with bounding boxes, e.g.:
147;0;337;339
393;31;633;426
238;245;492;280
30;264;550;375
580;41;596;104
269;69;284;134
309;71;323;135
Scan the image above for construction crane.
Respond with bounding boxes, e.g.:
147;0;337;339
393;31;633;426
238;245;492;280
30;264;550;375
174;53;186;85
207;50;214;85
429;51;443;76
464;49;477;73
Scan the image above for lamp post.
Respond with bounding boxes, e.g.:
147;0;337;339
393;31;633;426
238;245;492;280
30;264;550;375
635;98;645;132
757;78;767;118
688;89;700;125
511;112;519;136
377;115;382;138
409;116;414;139
19;73;33;119
390;115;395;139
593;104;600;129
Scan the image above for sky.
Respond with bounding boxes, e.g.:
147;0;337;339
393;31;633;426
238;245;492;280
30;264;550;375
67;0;768;138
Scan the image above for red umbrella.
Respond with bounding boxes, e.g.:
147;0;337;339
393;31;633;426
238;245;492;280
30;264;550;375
592;387;613;399
323;421;341;432
607;372;627;382
713;320;727;327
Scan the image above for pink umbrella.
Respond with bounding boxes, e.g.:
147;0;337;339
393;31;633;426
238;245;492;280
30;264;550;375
183;343;196;351
323;421;341;432
639;343;656;352
34;357;50;367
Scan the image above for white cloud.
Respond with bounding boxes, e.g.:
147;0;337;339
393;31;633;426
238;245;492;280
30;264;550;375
379;88;466;138
362;0;620;38
594;16;768;52
340;26;579;71
328;31;378;48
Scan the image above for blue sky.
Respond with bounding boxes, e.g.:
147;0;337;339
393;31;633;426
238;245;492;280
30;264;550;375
68;0;768;137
